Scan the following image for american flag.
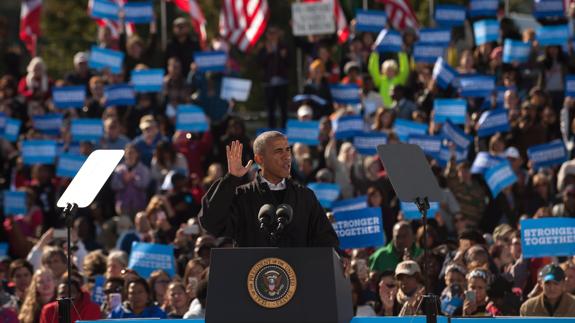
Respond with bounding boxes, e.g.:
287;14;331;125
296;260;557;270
377;0;418;30
172;0;207;46
304;0;349;44
20;0;42;56
219;0;270;52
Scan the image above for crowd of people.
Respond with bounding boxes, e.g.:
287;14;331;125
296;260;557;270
1;2;575;322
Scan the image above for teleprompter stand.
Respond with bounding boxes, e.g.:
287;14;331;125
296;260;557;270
377;144;443;323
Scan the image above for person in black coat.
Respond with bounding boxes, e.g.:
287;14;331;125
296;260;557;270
199;131;339;248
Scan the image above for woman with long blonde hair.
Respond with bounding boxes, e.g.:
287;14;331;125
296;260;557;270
18;268;56;323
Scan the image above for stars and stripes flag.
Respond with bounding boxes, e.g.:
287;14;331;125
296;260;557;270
20;0;42;56
87;0;135;39
376;0;418;30
219;0;270;52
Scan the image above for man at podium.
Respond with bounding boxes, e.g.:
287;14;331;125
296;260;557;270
199;131;339;248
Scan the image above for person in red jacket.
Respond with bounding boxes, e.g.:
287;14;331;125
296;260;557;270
39;272;101;323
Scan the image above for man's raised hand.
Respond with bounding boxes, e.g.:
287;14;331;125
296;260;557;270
227;140;253;177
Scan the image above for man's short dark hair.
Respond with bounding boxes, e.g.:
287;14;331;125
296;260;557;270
253;131;286;156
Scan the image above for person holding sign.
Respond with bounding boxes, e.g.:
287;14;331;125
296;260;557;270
199;131;339;248
520;264;575;316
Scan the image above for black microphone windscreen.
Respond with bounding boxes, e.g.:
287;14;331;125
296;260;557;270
276;204;293;223
258;204;275;222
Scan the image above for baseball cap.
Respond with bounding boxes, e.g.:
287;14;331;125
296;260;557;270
504;147;520;159
73;52;89;65
540;264;565;283
297;105;313;118
395;260;421;277
139;115;157;131
173;17;188;26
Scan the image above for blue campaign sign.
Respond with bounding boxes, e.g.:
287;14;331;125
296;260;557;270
473;20;499;45
418;28;451;45
534;0;565;19
471;151;505;174
433;57;458;89
71;119;104;142
566;75;575;98
477;108;510;137
331;196;368;213
333;115;364;139
434;99;467;124
437;144;468;168
91;275;106;305
0;243;7;257
442;120;472;149
527;140;568;170
221;77;252;101
286;120;320;146
307;182;341;209
194;51;227;72
0;112;5;132
435;5;466;27
468;0;498;17
56;153;87;178
502;39;530;64
176;104;209;132
104;84;136;106
485;160;517;197
413;43;446;64
407;134;442;158
401;201;439;220
90;0;119;20
393;119;428;142
333;207;385;249
131;69;164;92
52;86;86;109
32;114;63;136
292;94;327;106
89;46;124;74
355;9;387;33
330;84;361;105
22;140;58;165
458;75;495;97
3;118;21;142
256;128;285;136
353;132;387;155
537;24;569;46
124;1;154;23
521;218;575;258
128;242;176;278
374;29;403;53
3;190;27;215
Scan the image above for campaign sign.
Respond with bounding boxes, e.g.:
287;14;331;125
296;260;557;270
433;57;458;89
176;105;208;132
418;28;451;45
374;29;403;53
32;114;63;136
473;20;499;45
566;75;575;98
537;24;569;46
256;128;285;136
333;115;364;139
221;77;252;102
194;51;227;72
521;217;575;258
0;243;7;257
52;86;86;108
286;120;320;146
131;69;164;92
56;153;87;178
331;196;368;213
355;9;387;33
502;39;530;64
307;182;341;209
3;118;21;142
393;119;428;142
435;5;466;27
471;151;505;174
128;242;176;278
22;140;57;165
353;132;388;155
407;134;442;158
124;1;154;23
468;0;498;17
330;84;361;105
477;108;510;137
333;207;385;249
90;0;119;20
89;46;124;74
0;113;4;132
459;75;495;97
527;140;568;170
291;1;335;36
442;120;472;149
401;201;439;220
413;43;446;64
534;0;565;19
437;144;468;168
3;190;26;215
71;119;104;142
434;99;467;124
91;275;106;305
485;160;517;197
292;94;327;106
104;84;136;106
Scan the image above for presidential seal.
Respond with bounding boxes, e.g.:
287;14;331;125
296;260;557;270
247;257;297;308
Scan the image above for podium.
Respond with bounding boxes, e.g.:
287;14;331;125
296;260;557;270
206;248;353;323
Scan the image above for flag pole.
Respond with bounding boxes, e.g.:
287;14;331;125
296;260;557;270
160;0;168;50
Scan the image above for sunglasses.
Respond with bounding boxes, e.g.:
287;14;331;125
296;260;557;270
385;283;397;288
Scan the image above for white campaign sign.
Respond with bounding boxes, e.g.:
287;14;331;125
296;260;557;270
292;2;335;36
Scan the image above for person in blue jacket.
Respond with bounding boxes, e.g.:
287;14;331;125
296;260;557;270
109;277;167;319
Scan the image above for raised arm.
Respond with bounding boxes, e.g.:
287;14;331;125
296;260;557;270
368;51;383;87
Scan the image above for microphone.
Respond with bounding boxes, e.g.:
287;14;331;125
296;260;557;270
258;204;276;232
275;204;293;234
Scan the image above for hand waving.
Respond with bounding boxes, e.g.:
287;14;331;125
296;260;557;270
227;140;253;178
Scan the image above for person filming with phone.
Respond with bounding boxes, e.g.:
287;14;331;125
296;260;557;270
199;131;338;248
463;269;491;316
